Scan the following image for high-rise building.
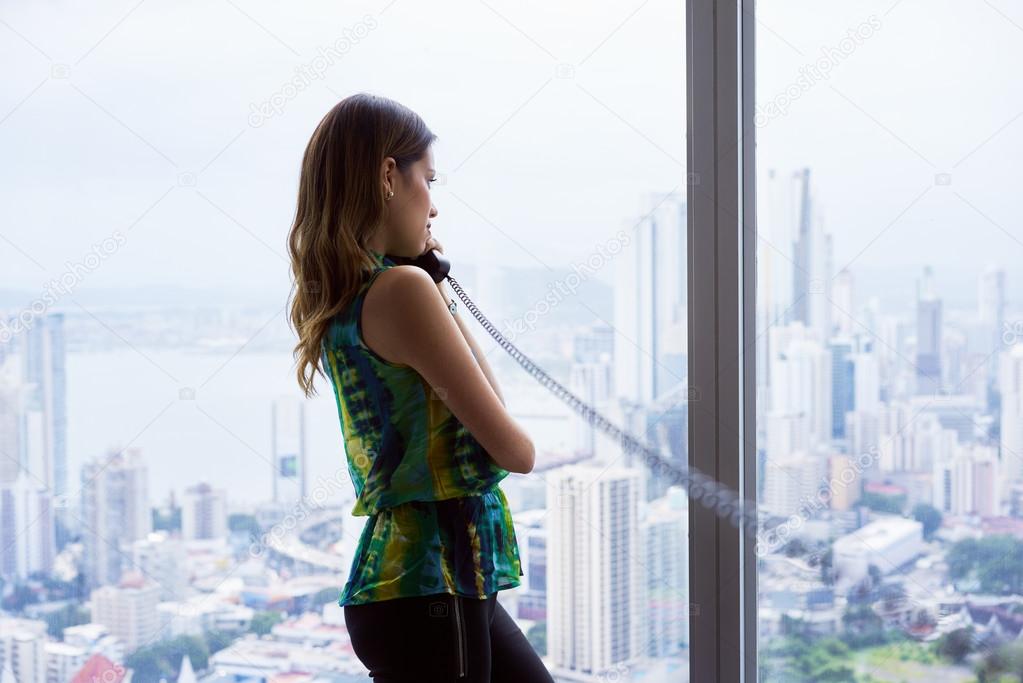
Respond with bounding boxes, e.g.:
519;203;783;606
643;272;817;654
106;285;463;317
915;267;943;395
933;444;1000;516
0;473;55;579
828;454;862;511
271;398;307;506
0;619;48;683
613;191;686;406
0;376;20;486
769;323;832;444
45;642;89;683
979;266;1006;391
761;453;826;517
830;339;855;440
21;313;67;500
789;168;832;341
570;322;616;463
831;268;856;338
511;509;547;622
852;347;881;415
181;482;227;541
547;464;643;675
643;392;689;501
568;340;614;461
642;486;689;657
90;573;161;654
999;344;1023;483
80;449;151;588
131;532;186;601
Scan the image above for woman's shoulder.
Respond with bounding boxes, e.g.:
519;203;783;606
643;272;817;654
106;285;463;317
360;265;445;362
363;263;436;305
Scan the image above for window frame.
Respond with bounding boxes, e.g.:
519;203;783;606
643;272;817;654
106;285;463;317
686;0;757;679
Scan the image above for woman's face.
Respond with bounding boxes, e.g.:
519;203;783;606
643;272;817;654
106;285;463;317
378;146;438;258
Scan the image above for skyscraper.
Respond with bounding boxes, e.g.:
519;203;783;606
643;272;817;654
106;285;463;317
0;473;55;580
90;573;161;654
914;266;943;395
181;482;227;541
830;339;855;440
642;486;689;657
80;448;151;588
790;168;832;341
21;313;67;500
547;464;643;675
979;266;1007;396
613;191;686;406
271;397;307;506
999;344;1023;483
569;324;615;461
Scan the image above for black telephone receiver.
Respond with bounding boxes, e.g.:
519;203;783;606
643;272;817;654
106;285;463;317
387;249;451;284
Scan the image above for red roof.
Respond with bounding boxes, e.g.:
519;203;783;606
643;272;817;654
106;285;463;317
864;481;907;497
71;655;126;683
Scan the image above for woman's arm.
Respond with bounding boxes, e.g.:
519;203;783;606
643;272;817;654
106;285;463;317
436;281;506;407
362;266;535;473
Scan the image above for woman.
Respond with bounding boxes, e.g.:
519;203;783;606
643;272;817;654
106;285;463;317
287;92;554;683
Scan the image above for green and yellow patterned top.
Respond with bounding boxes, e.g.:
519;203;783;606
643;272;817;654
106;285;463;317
321;250;523;606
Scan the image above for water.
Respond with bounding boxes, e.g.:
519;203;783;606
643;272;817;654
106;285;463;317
65;348;573;507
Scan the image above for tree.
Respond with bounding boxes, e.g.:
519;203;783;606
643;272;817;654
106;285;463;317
948;535;1023;594
935;627;974;664
43;604;90;638
1;584;38;611
249;611;283;636
125;635;209;683
313;587;338;605
783;538;807;557
760;636;857;682
867;564;882;587
977;639;1023;680
204;630;234;654
841;604;888;649
818;547;834;585
526;621;546;656
861;492;906;514
911;503;942;540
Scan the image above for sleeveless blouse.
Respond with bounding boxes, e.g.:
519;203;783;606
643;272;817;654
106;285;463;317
321;250;523;606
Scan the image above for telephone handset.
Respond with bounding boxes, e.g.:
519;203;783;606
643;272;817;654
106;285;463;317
386;249;451;284
387;248;756;537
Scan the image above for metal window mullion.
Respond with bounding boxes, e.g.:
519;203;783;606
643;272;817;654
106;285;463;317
686;0;756;680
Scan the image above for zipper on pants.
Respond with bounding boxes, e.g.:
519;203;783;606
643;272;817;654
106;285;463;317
453;594;468;678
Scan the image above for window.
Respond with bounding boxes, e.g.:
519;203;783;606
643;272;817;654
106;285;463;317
1;1;693;681
755;1;1023;680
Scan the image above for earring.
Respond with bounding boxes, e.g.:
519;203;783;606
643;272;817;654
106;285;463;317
386;189;394;200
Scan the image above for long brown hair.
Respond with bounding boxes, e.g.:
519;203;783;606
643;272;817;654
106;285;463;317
287;93;437;397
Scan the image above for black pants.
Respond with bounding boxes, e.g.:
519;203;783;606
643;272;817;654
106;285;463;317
344;591;554;682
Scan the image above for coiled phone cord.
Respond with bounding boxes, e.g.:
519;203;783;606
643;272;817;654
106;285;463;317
444;274;759;538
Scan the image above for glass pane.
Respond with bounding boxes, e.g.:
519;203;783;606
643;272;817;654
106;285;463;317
0;1;688;681
756;1;1023;680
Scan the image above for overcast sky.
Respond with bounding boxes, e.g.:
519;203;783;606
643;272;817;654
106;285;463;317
1;0;1020;309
